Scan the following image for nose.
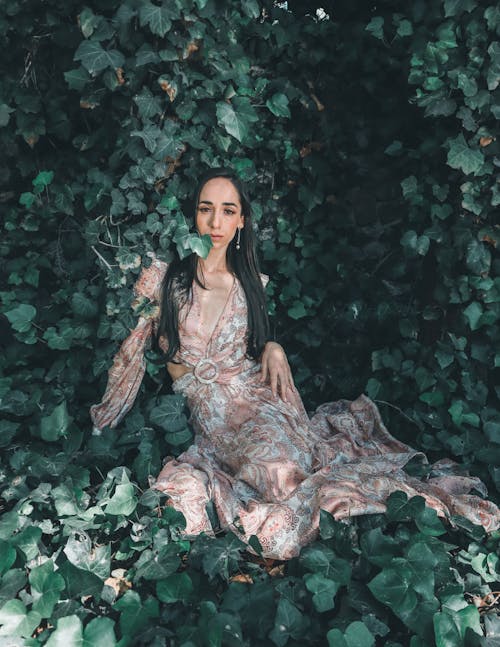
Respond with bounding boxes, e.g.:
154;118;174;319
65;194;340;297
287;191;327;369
208;208;222;229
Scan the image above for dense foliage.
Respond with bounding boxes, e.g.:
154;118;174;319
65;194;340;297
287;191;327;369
1;0;499;644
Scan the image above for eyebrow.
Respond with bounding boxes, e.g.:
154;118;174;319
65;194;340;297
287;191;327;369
198;200;238;207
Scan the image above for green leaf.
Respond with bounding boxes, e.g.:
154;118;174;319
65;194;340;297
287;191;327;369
139;2;172;37
216;101;248;142
0;103;14;127
83;617;117;647
40;400;70;442
4;303;36;333
133;88;162;119
64;67;92;91
156;572;193;603
288;300;307;319
105;483;137;515
368;566;417;616
0;599;41;639
113;590;159;638
33;170;54;190
446;134;484;175
466;239;491;275
46;615;82;646
269;597;308;647
63;532;111;580
0;540;16;576
360;527;399;567
304;573;339;612
433;606;482;646
365;16;384;40
300;545;351;584
150;395;188;432
266;93;291;118
463;301;483;330
74;40;125;75
344;621;375;647
29;560;65;617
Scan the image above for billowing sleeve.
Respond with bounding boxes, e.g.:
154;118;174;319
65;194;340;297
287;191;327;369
90;256;168;432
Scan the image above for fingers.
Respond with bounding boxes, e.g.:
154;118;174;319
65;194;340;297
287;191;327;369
260;353;268;383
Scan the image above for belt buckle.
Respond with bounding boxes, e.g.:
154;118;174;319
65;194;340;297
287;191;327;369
193;358;219;384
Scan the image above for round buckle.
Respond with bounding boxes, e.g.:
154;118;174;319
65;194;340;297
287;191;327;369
193;358;219;384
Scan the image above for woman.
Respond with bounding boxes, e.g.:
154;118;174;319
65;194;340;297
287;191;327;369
91;168;500;560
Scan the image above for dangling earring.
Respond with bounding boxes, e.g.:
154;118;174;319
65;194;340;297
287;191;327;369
236;227;241;250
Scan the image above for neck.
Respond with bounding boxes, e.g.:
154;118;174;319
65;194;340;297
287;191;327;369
198;248;229;274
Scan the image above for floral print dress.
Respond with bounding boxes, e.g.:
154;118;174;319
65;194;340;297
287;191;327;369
91;258;500;559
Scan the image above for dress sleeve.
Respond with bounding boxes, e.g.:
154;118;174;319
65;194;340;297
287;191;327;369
90;256;168;432
260;273;269;288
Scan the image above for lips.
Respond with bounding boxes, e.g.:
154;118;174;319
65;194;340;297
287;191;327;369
210;235;224;240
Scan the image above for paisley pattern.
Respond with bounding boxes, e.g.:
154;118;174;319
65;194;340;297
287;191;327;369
91;259;500;559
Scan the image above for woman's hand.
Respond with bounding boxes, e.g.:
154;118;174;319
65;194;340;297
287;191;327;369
260;341;295;402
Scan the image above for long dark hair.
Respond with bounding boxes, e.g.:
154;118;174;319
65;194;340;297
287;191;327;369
156;168;270;361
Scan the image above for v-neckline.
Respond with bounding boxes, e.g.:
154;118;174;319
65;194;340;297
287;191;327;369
193;276;236;350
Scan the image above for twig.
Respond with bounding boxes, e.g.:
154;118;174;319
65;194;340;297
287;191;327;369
374;399;420;427
91;245;115;271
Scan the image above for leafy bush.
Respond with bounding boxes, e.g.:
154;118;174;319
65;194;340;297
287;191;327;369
1;0;499;644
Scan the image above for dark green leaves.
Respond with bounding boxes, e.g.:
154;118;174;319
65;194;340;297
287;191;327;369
446;134;484;175
63;532;111;580
74;40;125;75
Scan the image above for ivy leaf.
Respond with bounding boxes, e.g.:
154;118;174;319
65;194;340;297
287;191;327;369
304;573;340;612
0;599;41;640
105;483;137;516
266;93;291;118
139;2;172;37
433;606;482;646
0;103;14;127
344;622;375;647
156;572;193;603
216;101;248;142
446;134;484;175
40;400;71;442
300;545;351;584
133;88;162;119
4;303;36;333
150;395;188;433
0;540;16;576
82;617;117;647
365;17;384;40
74;40;125;75
288;301;307;319
63;532;111;580
64;67;92;91
113;590;159;638
45;615;82;646
368;566;418;616
29;560;65;617
269;597;309;647
463;301;483;330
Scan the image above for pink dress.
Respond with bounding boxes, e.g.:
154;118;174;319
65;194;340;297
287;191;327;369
91;258;500;559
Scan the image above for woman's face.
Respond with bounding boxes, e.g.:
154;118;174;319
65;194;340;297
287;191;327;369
196;177;244;252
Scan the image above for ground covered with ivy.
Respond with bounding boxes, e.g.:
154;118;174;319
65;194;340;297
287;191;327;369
1;0;499;644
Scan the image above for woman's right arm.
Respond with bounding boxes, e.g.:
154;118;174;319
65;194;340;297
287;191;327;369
90;256;168;433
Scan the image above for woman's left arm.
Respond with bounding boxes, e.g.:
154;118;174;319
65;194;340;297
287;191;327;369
260;341;295;402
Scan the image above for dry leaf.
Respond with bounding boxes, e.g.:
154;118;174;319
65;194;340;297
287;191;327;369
116;67;125;85
105;568;132;597
229;573;254;584
311;93;325;111
482;234;497;247
479;136;493;147
158;78;177;102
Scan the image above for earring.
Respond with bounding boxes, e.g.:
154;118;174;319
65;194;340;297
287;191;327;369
236;227;241;250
